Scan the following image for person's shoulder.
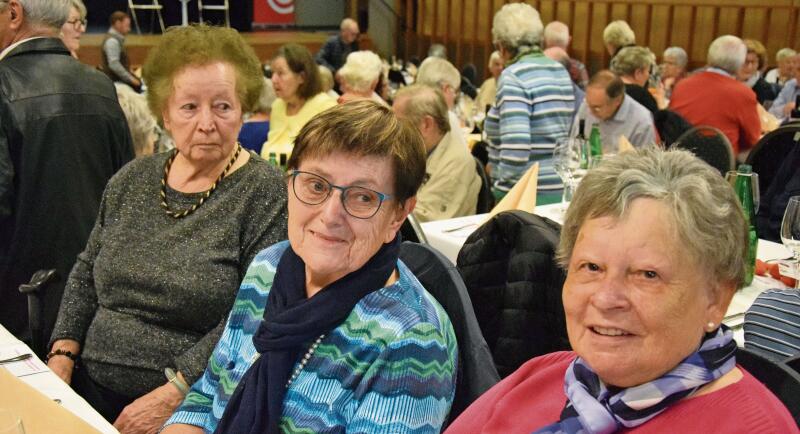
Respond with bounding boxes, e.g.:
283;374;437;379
306;92;337;110
239;153;287;186
249;240;290;270
108;152;165;185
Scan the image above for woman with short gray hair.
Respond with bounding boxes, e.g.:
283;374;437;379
611;46;661;112
603;20;636;57
447;148;798;433
336;50;385;105
59;0;86;58
662;46;688;98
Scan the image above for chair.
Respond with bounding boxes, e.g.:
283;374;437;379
198;0;230;27
399;242;500;427
736;346;800;425
128;0;165;34
474;156;495;214
746;123;800;196
18;269;58;358
670;125;735;176
400;213;428;244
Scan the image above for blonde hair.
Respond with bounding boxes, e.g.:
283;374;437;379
416;57;460;91
611;46;655;76
603;20;636;51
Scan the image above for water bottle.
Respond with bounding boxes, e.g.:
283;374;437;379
589;123;602;158
734;164;758;285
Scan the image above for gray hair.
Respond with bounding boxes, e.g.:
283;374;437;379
340;17;358;32
663;46;688;68
427;43;447;60
394;84;450;134
70;0;86;19
318;65;334;92
611;46;655;76
492;3;543;56
776;47;797;63
115;83;156;157
603;20;636;50
544;21;570;49
707;35;746;75
558;147;748;289
488;50;502;67
416;57;460;91
1;0;72;28
252;77;276;113
338;50;383;93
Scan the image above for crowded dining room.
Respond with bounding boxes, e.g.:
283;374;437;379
0;0;799;432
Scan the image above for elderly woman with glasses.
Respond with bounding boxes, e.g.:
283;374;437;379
60;0;86;58
446;148;798;434
162;100;457;434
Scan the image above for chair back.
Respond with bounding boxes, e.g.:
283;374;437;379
654;109;693;148
400;213;428;244
746;123;800;195
474;156;495;214
127;0;165;34
198;0;231;27
399;242;500;427
736;346;800;425
671;125;735;175
18;269;58;358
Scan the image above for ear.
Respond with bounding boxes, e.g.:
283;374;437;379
8;0;23;28
385;197;416;243
704;281;736;330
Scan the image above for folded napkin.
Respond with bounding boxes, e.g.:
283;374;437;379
618;135;635;153
488;162;539;218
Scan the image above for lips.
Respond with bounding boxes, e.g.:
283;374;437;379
310;230;345;244
590;326;634;337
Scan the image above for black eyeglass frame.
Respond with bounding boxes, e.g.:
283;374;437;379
288;170;393;219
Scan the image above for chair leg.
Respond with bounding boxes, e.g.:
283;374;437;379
198;0;204;24
129;5;142;34
156;2;166;33
225;0;230;27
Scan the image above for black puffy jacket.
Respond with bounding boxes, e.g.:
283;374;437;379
457;211;570;378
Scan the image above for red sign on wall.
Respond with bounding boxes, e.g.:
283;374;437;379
253;0;296;25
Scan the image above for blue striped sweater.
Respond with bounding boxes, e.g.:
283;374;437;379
163;241;457;433
484;52;574;200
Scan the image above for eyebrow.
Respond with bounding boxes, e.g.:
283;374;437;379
301;166;382;189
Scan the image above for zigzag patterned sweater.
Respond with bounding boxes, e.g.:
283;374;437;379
164;241;457;433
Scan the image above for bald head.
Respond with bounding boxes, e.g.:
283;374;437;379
544;21;570;49
585;70;625;121
340;18;359;44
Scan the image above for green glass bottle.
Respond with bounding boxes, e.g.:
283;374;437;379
577;119;589;169
589;123;602;158
734;164;758;286
268;152;278;167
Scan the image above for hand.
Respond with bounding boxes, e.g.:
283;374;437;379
159;423;204;434
47;355;75;384
113;383;185;434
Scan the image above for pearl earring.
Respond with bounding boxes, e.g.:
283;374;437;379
707;322;715;330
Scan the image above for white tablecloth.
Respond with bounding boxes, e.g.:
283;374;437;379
0;327;118;434
420;203;792;345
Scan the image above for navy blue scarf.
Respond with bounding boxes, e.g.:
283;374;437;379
214;236;400;434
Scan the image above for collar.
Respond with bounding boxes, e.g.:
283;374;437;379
707;67;734;78
608;94;630;123
0;36;47;61
108;27;125;39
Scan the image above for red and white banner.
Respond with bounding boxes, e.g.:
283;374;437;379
253;0;295;25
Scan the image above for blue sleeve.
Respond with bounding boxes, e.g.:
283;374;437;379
769;81;796;119
493;71;534;189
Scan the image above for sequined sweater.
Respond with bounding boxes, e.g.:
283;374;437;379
50;151;288;398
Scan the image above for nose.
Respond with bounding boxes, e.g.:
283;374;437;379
318;188;347;223
588;271;631;312
197;106;216;134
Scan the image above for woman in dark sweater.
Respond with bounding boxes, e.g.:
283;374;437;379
48;25;288;433
611;46;662;115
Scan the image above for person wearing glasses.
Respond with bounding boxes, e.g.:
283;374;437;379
59;0;86;59
162;100;457;434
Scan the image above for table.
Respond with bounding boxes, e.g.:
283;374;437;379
420;203;792;345
0;327;118;434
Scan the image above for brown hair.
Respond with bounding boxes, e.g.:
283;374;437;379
743;39;767;70
275;43;322;100
109;11;129;26
288;100;426;204
142;24;263;125
588;69;625;99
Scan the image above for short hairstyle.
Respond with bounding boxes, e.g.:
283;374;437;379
588;69;625;99
109;10;128;26
115;83;156;157
416;57;460;91
252;77;276;114
707;35;746;75
394;84;450;134
275;43;322;100
288;100;426;204
3;0;71;28
663;46;688;68
610;46;655;76
488;50;502;68
603;20;636;51
340;17;358;32
318;65;334;92
776;48;797;63
142;24;263;125
543;21;570;49
492;3;543;56
743;39;767;70
70;0;86;19
558;147;748;289
427;43;447;59
338;50;383;93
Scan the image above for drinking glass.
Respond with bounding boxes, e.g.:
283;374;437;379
726;171;760;212
781;196;800;288
553;138;585;212
0;409;25;434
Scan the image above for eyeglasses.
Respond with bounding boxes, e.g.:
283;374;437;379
289;170;392;219
66;18;87;30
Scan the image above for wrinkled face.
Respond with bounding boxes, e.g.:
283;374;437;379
271;56;305;101
738;52;759;81
778;56;796;77
585;86;621;121
661;55;684;79
60;7;85;53
288;152;409;287
563;199;729;388
488;57;504;79
341;25;359;44
162;62;243;166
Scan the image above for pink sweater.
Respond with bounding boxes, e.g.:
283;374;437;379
446;351;798;434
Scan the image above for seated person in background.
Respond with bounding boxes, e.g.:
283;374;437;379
315;17;358;75
661;46;688;99
162;101;457;434
769;53;800;122
611;46;661;114
336;50;386;105
261;44;336;162
765;48;797;88
48;25;288;433
745;288;800;361
446;148;799;434
475;50;503;112
317;65;339;100
738;39;777;105
393;85;481;222
543;21;588;89
114;83;156;157
571;70;657;149
60;0;86;59
603;20;636;59
416;56;468;145
670;35;761;157
238;77;275;155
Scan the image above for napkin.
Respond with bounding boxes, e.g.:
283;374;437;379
488;162;539;218
757;104;779;134
618;135;635;153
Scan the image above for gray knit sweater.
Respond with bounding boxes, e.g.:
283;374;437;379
50;151;288;397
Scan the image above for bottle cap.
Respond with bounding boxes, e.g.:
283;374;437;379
738;164;752;174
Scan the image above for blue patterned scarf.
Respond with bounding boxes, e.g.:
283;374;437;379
535;325;737;434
